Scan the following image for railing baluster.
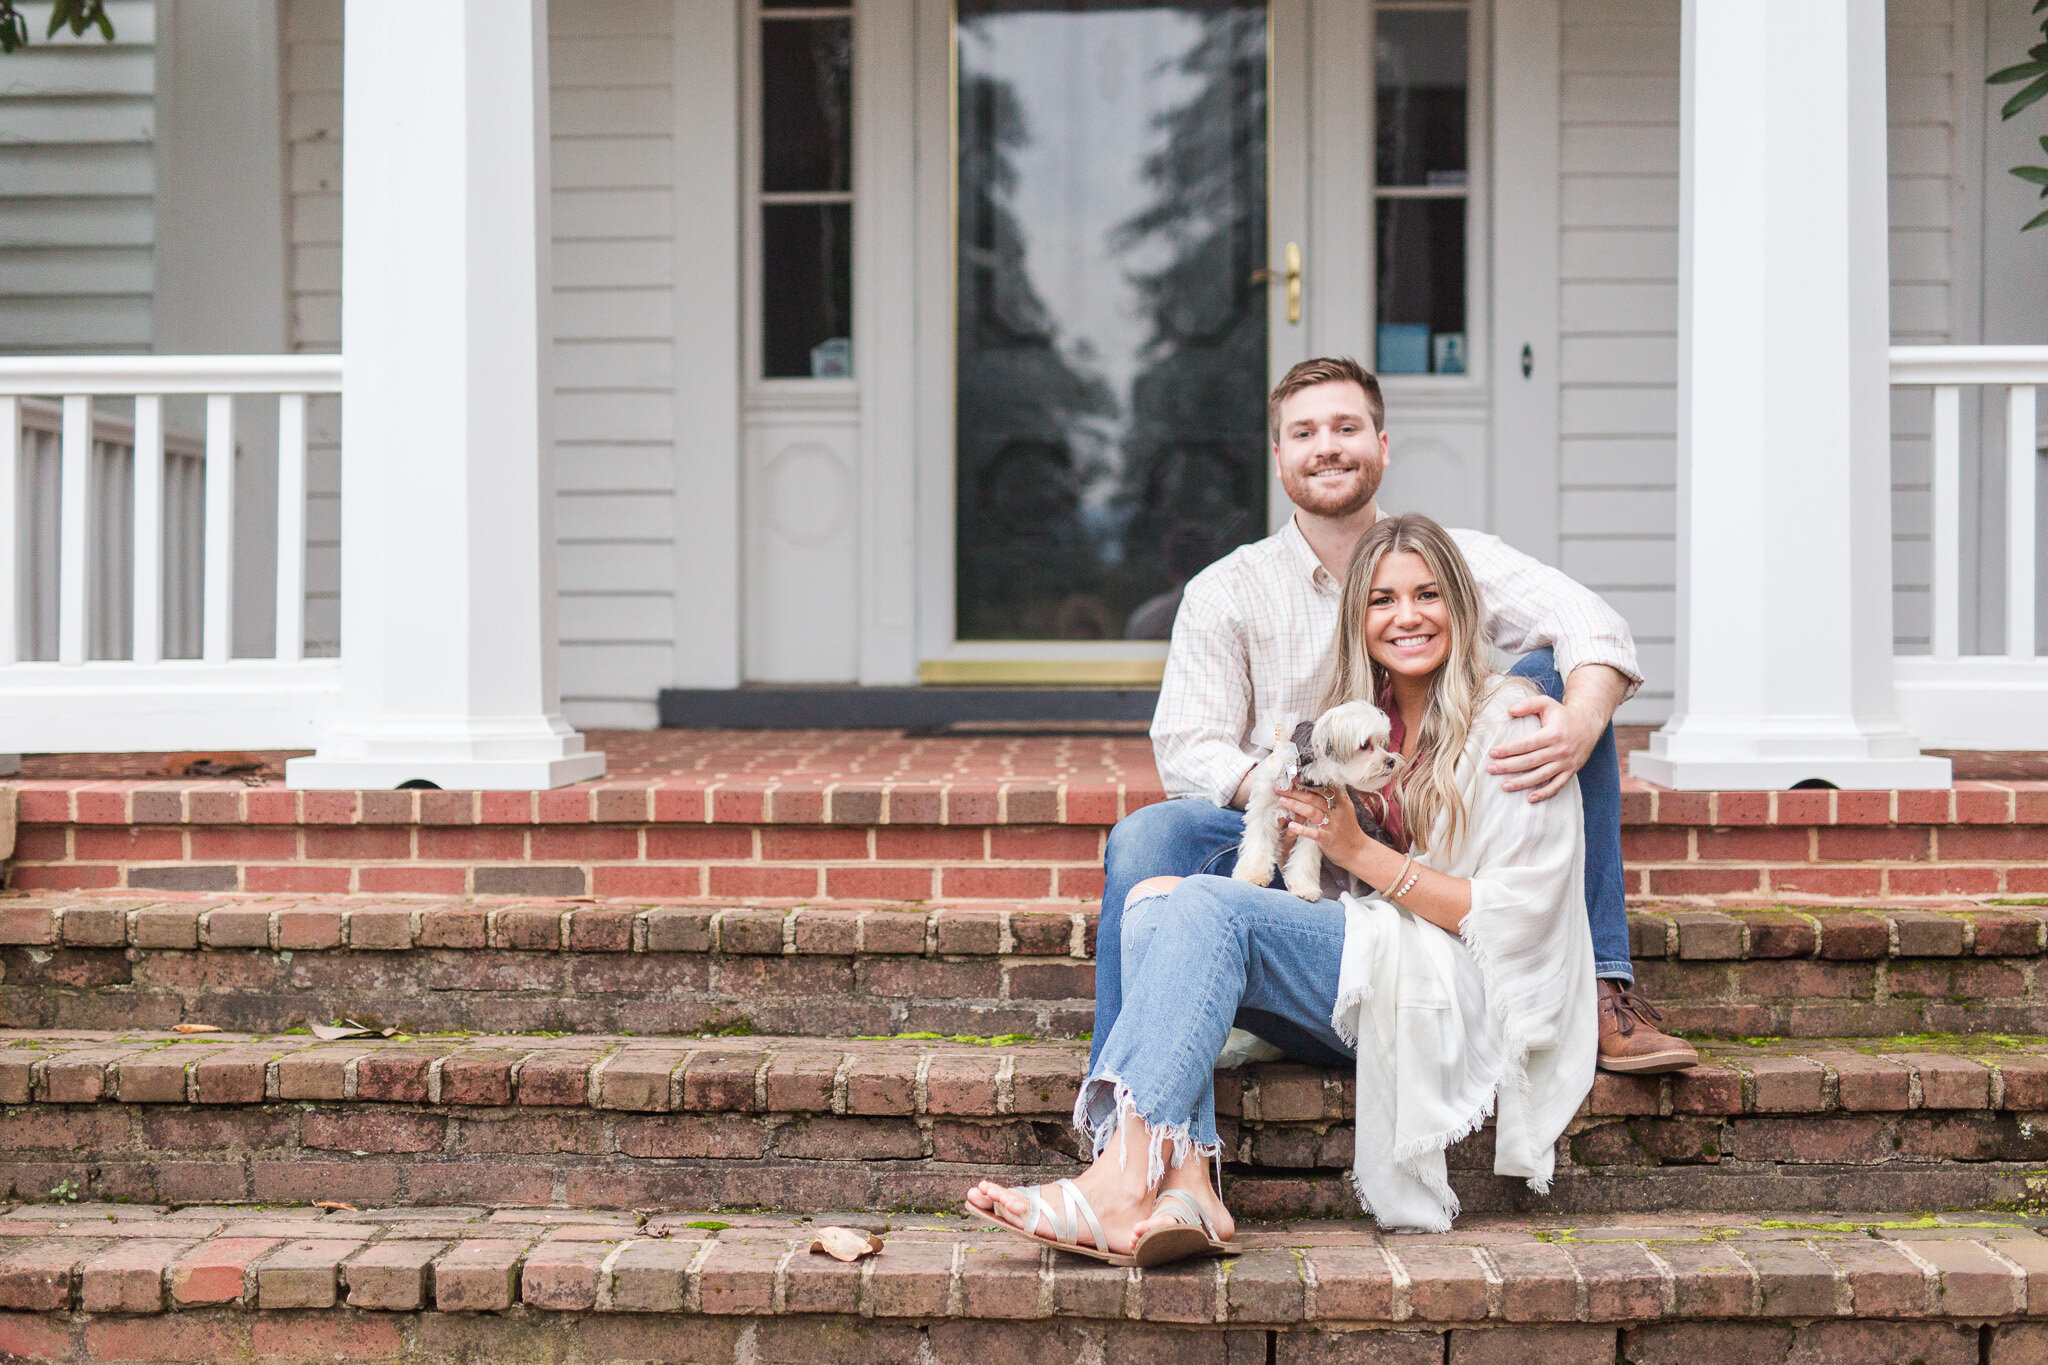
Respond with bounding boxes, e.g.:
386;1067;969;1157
275;394;307;663
0;395;15;665
58;395;90;665
2011;383;2039;661
132;395;164;665
203;393;235;663
1930;385;1961;660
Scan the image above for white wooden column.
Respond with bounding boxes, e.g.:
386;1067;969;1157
288;0;604;790
1629;0;1949;791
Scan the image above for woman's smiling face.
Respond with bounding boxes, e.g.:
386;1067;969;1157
1365;550;1451;681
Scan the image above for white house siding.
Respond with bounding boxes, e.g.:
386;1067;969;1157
275;0;681;720
547;0;679;730
284;0;340;657
1556;0;1971;724
0;0;156;354
1886;0;1969;656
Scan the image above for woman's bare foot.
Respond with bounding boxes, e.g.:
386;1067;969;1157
965;1113;1175;1256
1131;1149;1235;1243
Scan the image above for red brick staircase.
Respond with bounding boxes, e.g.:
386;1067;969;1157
2;735;2047;1362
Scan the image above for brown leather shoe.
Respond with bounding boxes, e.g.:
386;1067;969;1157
1597;980;1699;1074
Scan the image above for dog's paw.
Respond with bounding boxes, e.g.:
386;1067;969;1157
1232;861;1272;886
1283;874;1322;901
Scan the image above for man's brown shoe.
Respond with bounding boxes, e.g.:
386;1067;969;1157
1597;980;1698;1074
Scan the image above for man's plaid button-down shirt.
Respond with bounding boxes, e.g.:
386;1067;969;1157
1151;516;1643;805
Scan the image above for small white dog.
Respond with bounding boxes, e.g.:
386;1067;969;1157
1233;701;1404;901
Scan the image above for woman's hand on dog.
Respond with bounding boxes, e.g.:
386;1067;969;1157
1276;785;1368;872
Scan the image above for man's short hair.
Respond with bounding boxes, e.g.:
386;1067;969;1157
1267;356;1385;444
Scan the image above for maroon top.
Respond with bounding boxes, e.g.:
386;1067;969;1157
1375;693;1411;852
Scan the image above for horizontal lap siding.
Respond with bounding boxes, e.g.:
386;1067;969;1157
0;0;157;354
275;0;684;714
285;0;341;657
551;0;678;730
1887;0;1962;656
1557;0;1963;721
1559;0;1679;725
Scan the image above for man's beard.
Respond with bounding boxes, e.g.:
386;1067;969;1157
1280;458;1381;518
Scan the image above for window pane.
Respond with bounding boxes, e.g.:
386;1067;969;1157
1376;7;1467;188
955;1;1269;642
762;18;852;193
1375;197;1465;374
763;202;852;378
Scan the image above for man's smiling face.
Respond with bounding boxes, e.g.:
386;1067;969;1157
1273;379;1390;519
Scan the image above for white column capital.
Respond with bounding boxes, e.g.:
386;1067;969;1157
1629;0;1948;792
288;0;604;792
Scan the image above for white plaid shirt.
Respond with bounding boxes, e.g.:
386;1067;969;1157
1152;516;1642;805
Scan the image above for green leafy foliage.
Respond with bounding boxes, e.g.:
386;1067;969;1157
1990;1;2048;229
0;0;114;53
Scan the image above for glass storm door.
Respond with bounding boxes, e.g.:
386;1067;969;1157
953;1;1274;646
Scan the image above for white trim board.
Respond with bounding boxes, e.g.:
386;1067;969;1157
1895;657;2048;750
0;659;339;752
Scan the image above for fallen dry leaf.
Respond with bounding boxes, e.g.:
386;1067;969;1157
809;1227;884;1262
313;1201;356;1212
172;1023;221;1034
310;1020;388;1041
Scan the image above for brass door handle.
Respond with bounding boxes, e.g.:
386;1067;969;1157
1250;244;1302;323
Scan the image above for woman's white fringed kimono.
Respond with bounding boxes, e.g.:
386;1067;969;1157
1331;684;1598;1233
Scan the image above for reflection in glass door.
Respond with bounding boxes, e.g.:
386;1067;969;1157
954;1;1269;643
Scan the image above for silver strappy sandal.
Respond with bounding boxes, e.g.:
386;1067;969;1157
967;1178;1136;1266
1131;1188;1238;1267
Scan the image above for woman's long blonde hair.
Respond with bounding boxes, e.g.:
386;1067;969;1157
1317;513;1519;856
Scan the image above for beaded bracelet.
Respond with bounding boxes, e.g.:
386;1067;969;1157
1393;866;1422;901
1383;853;1413;900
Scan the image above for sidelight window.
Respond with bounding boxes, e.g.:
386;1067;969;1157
758;0;854;379
1374;0;1470;375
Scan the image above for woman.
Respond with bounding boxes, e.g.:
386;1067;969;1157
966;514;1597;1258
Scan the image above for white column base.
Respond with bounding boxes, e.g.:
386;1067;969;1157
285;726;606;791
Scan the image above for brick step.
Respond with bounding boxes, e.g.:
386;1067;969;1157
8;774;2046;901
0;1205;2045;1365
11;894;2048;1039
9;1031;2048;1218
0;895;1098;1038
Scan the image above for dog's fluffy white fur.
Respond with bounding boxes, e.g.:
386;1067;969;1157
1234;700;1403;901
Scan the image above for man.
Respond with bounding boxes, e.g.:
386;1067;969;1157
1100;356;1694;1075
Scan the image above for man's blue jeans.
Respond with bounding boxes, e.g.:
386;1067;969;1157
1092;649;1629;1070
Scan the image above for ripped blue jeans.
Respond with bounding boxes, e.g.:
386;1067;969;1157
1076;873;1352;1179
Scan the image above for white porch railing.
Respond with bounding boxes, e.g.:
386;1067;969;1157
0;357;343;753
16;398;207;663
1891;345;2048;750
